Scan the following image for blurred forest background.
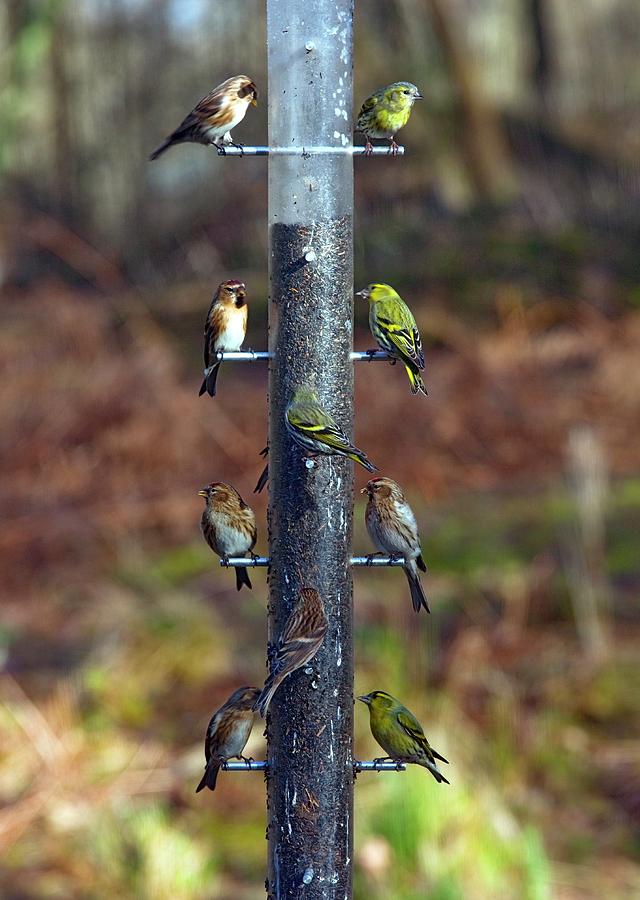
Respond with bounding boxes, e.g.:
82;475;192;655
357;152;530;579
1;0;640;897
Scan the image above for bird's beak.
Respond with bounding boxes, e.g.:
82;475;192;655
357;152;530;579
251;97;258;107
360;486;368;495
237;287;246;298
197;489;208;498
355;288;369;300
357;694;371;705
414;91;424;100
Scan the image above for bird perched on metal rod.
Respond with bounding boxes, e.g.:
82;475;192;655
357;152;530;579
150;75;258;160
198;482;257;590
358;691;449;783
355;81;423;155
196;686;260;793
255;587;328;717
199;280;248;398
286;386;377;473
357;282;427;396
362;476;429;612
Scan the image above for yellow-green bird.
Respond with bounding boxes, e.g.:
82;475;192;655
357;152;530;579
358;690;449;783
355;82;423;155
286;386;377;472
357;283;427;396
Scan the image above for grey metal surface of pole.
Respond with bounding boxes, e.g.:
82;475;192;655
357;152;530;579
266;2;354;898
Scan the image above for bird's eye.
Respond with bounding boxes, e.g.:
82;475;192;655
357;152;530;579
403;89;411;95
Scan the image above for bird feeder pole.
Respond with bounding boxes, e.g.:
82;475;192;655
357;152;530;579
266;1;355;896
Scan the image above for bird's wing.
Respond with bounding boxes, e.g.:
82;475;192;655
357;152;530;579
271;597;328;674
396;708;434;757
165;107;206;145
193;85;229;125
430;747;449;765
203;302;224;367
376;304;424;369
356;93;381;131
290;403;352;451
204;709;223;762
270;633;322;678
358;93;379;115
281;594;327;643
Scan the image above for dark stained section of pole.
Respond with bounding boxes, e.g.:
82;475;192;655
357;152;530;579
266;2;355;897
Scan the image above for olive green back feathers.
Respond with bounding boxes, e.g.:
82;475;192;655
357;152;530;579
285;386;377;472
360;283;427;395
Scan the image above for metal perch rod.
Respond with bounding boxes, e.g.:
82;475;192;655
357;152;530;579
219;556;406;568
222;760;407;772
208;350;389;364
212;145;404;156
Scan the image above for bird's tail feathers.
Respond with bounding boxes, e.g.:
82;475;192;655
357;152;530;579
406;365;428;396
149;137;173;161
405;564;430;613
427;762;450;785
255;675;282;718
351;449;377;473
417;553;427;574
195;761;220;793
254;463;269;494
200;363;221;397
235;566;252;591
431;747;449;765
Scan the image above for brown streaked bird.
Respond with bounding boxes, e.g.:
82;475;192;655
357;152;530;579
199;280;248;397
362;476;429;613
150;75;258;160
196;686;261;793
255;587;328;717
198;482;257;591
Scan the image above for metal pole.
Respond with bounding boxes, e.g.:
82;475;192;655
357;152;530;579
266;2;354;897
